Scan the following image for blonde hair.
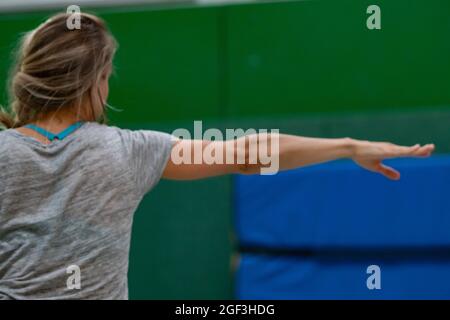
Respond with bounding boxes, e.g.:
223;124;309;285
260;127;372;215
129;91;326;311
0;12;117;129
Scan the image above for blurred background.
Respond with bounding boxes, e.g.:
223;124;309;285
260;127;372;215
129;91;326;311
1;0;450;299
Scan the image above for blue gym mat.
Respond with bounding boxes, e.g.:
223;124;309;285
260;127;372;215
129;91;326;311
234;155;450;299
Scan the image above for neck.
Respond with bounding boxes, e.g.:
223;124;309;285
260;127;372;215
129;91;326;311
16;108;90;145
32;107;90;132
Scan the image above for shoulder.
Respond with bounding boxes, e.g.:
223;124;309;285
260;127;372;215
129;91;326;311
0;129;24;162
82;122;174;150
0;128;19;147
80;122;130;145
82;122;145;138
89;123;173;144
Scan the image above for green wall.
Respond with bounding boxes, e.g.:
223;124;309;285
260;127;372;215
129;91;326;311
0;0;449;299
226;0;450;116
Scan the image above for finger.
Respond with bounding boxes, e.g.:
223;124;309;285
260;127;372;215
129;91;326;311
411;144;435;157
376;163;400;180
401;144;434;158
399;144;421;154
389;143;434;158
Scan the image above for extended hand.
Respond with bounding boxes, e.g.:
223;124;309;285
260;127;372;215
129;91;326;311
351;140;435;180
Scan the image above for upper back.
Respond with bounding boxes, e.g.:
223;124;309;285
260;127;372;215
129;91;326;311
0;122;173;299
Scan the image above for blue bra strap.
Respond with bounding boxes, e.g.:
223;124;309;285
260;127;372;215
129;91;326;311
24;124;56;141
55;122;84;140
24;122;84;141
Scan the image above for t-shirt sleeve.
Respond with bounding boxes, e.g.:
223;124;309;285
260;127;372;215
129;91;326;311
118;128;176;196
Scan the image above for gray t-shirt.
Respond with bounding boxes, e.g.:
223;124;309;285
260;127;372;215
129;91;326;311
0;122;174;299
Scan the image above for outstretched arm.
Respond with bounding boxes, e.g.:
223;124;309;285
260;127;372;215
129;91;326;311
162;134;434;180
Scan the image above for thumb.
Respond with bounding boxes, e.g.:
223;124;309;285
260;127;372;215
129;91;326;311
376;162;400;180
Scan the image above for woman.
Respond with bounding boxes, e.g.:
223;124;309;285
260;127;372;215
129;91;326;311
0;13;433;299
